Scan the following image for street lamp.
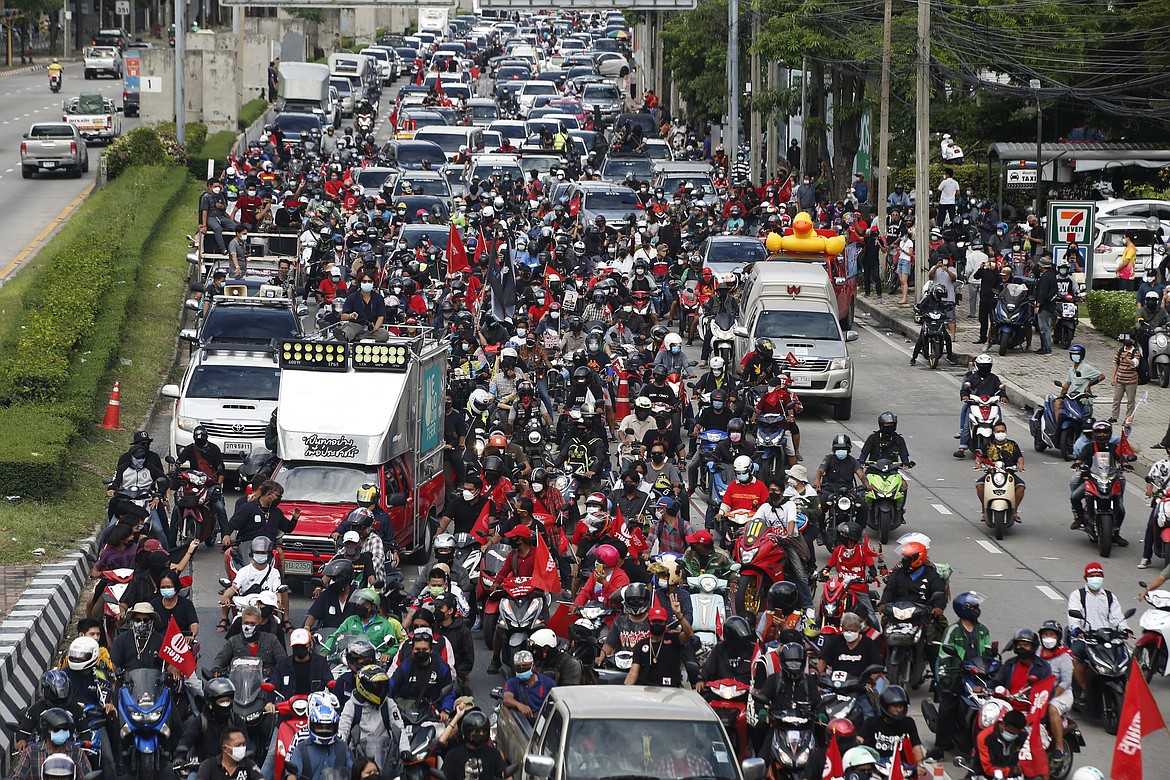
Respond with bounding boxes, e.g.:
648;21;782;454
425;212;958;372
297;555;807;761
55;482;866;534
1030;78;1042;213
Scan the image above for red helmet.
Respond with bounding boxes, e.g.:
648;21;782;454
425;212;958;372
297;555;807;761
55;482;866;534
827;718;856;740
488;434;508;449
701;268;714;279
899;541;928;568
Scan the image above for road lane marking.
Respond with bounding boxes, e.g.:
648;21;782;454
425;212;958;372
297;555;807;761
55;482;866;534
0;182;94;281
976;540;1003;554
1036;585;1063;601
932;503;952;515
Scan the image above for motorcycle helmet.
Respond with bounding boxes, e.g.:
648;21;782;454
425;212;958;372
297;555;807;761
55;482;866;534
483;455;504;479
651;364;668;381
778;642;806;676
710;388;728;411
755;338;774;357
42;755;76;780
573;366;593;385
344;507;374;533
66;636;100;671
837;521;862;544
727;417;745;437
192;425;209;446
461;709;491;747
709;356;726;373
831;433;852;452
877;411;898;435
1070;768;1106;780
842;746;881;771
1146;290;1160;304
974;353;993;377
733;455;754;483
355;664;391;706
931;283;947;299
1012;627;1040;651
723;615;753;651
39;707;74;737
205;677;236;712
321;557;355;586
434;533;456;561
1039;619;1064;650
663;332;683;350
356;483;380;507
766;581;800;613
40;669;71;707
827;717;856;741
634;396;652;420
878;685;909;718
621;583;652;616
1092;420;1113;444
530;628;558;651
250;535;273;560
345;639;377;670
952;591;986;622
899;540;928;568
593;543;619;568
468;388;494;415
1069;344;1087;361
308;693;341;745
488;433;509;451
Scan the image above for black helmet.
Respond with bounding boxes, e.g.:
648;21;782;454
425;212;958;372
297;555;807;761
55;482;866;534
40;669;71;707
756;338;774;356
1092;420;1113;442
193;425;209;445
779;642;806;676
837;521;862;544
461;709;490;746
766;581;800;613
483;455;504;474
723;615;753;649
878;411;897;434
727;417;745;434
530;467;549;486
205;677;236;710
39;707;74;735
651;324;668;343
322;557;355;585
711;388;728;406
831;433;852;451
622;583;651;617
879;685;909;718
652;364;668;380
345;639;377;669
1012;627;1039;649
932;283;947;299
573;365;592;383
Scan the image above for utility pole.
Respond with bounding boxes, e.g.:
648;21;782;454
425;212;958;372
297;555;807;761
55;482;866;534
726;0;739;158
876;0;892;224
766;59;778;178
174;0;185;144
234;6;243;124
798;55;808;175
750;8;761;182
1030;79;1042;213
914;0;930;301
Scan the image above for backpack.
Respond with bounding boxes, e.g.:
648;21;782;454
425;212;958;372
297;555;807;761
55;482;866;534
1077;587;1114;629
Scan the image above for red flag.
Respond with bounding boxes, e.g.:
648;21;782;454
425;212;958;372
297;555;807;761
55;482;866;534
568;195;581;216
821;734;843;780
473;230;487;266
609;507;648;559
1113;659;1168;780
1018;675;1055;778
447;224;470;274
1119;430;1136;459
160;616;197;677
888;752;904;780
470;500;493;545
532;526;561;594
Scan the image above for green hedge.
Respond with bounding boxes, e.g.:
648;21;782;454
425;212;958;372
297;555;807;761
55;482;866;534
238;99;268;131
187;130;237;179
105;126;188;180
1085;290;1138;340
0;407;73;499
156;121;208;155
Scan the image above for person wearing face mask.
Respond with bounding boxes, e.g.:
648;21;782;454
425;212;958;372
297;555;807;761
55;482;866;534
680;530;739;591
1066;562;1131;700
572;542;631;610
325;588;404;660
817;612;886;718
976;418;1027;516
388;630;457;716
439;705;509;780
625;596;692;687
971;709;1028;780
109;603;163;674
1053;345;1104;428
814;433;867;513
749;476;814;608
337;272;389;343
199;177;238;256
212;605;286;676
107;444;168;542
955;354;1008;458
878;541;948;666
754;641;819;751
151;569;200;641
304;558;357;632
437;475;495;538
795;175;817;211
608;467;653;530
928;592;991;760
175;679;245;775
177;424;228;543
230;181;267;229
193;727;262;780
12;709;92;780
273;629;333;700
1035;620;1071;758
857;685;928;776
501;649;556;722
653;332;690;376
619;396;657;460
697;614;754;691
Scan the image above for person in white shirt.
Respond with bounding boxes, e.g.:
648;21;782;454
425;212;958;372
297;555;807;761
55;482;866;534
783;464;822;566
938;168;960;227
1066;561;1131;700
1139;444;1170;568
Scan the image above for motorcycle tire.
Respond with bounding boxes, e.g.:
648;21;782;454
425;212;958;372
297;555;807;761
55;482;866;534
998;331;1010;357
481;610;498;649
911;651;927;690
1160;364;1169;389
992;508;1007;541
1101;687;1122;735
920;699;939;733
1097;514;1114;558
895;654;912;689
1033;423;1048;453
1136;644;1161;684
928;339;940;369
1050;745;1074;780
735;574;766;619
174;515;196;549
136;748;156;780
877;506;893;545
1060;428;1078;462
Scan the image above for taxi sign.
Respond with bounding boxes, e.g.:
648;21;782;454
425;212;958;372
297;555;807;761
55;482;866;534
280;339;347;371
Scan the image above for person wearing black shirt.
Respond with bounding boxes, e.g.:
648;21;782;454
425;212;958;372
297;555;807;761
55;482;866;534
626;597;692;687
226;480;300;548
437;479;494;538
1033;255;1058;355
972;260;1006;345
641;413;683;460
115;430;165;475
816;612;885;719
858;686;926;772
338;272;389;343
176;425;229;540
439;708;509;780
445;392;468;487
755;642;819;753
109;603;164;674
697;615;753;686
271;630;332;699
151;570;199;637
194;727;263;780
304;576;357;631
638;366;680;410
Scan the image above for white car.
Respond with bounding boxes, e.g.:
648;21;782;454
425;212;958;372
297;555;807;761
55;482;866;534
1090;217;1163;289
594;52;631;79
1094;198;1170;236
516;80;560;117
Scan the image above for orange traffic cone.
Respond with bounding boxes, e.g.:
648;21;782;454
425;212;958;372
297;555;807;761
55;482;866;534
615;373;631;421
99;380;122;430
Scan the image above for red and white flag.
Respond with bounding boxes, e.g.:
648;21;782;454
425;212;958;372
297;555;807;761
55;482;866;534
1017;675;1055;778
532;527;561;594
821;733;843;780
447;224;470;274
609;507;648;559
470;499;493;545
1113;658;1167;780
160;617;197;677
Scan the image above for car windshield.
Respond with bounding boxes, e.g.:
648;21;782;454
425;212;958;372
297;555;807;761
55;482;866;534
397;145;447;168
402;226;452;247
707;239;767;263
582;84;621;100
186;364;280;401
469;104;498;119
471;163;523;181
278;463;379;504
30;125;74;139
201;308;299;343
755;309;840;341
329;79;352;95
661;175;714;194
397;175;451;198
602;157;653;179
563;718;736;780
416;131;466;153
519;155;562;175
275;114;319;135
357;169;394;188
584;189;642;211
523;82;558;96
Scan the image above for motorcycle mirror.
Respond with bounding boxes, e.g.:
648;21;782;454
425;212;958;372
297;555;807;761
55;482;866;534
1067;609;1084;620
741;758;767;780
218;577;231;589
1053;380;1063;388
1140;581;1149;588
734;326;750;338
260;682;275;692
165;455;177;465
1124;607;1137;619
953;756;972;771
991;641;999;654
729;563;741;572
387;492;407;507
490;686;505;701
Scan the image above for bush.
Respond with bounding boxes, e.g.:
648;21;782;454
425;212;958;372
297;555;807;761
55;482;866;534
238;99;268;131
156;121;208;154
187;130;238;179
104;126;187;180
1085;290;1138;340
0;407;73;500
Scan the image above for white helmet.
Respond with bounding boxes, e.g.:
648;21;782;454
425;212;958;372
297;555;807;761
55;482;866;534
434;533;456;552
493;196;505;209
663;333;683;349
709;356;725;373
974;353;993;367
530;628;557;649
482;205;495;218
733;455;754;482
1070;770;1105;780
468;388;494;415
841;746;880;770
67;636;100;671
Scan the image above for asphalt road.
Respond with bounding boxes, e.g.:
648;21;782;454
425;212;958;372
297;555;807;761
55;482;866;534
154;313;1170;777
0;68;140;279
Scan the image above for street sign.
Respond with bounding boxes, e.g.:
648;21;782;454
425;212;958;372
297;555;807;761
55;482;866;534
141;76;162;92
115;0;129;14
1005;168;1037;188
1048;201;1096;246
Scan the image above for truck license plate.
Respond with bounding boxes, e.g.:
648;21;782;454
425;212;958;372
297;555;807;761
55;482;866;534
223;440;251;454
43;161;56;168
791;374;812;387
284;559;312;575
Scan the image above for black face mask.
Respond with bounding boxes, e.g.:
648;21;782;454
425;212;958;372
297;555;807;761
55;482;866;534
649;623;666;637
651;453;666;464
413;650;431;665
1014;645;1035;661
769;491;785;504
292;646;310;660
901;556;915;569
624;481;638;494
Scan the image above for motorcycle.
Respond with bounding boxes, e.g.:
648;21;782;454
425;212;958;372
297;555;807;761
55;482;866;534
732;518;788;619
1136;583;1170;682
812;573;871;635
355;113;375;134
965;394;1003;457
495;577;548;675
1079;451;1126;557
478;542;512;646
701;679;750;761
818;664;884;730
1146;326;1170;388
883;600;931;690
1030;384;1094;461
921;651;1001;756
688;572;730;663
820;486;865;550
569;600;617;685
631;289;655;325
49;72;61;93
228;657;274;759
117;668;174;780
676;281;701;338
864;459;910;544
399;704;444;780
757;707;817;780
167;457;219;545
94;567;135;643
708;311;737;366
977;458;1019;540
452;531;483;592
267;694;309;780
1054;292;1082;350
521;417;555;470
755;413;792;485
695;429;730;500
1067;606;1136;735
916;309;949;369
719;508;754;549
992;280;1034;356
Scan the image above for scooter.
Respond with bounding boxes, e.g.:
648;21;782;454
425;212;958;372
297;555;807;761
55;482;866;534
965;394;1003;457
732;518;788;619
992;280;1034;356
883;600;932;690
1147;326;1170;388
701;679;750;761
93;567;134;643
977;457;1018;540
117;668;174;780
1054;292;1082;349
688;572;730;663
268;694;309;780
1066;605;1136;735
400;703;445;780
755;413;792;485
695;429;729;500
1030;384;1094;461
1137;583;1170;682
477;542;511;645
916;309;949;369
812;573;871;635
708;311;737;366
818;664;884;730
819;486;865;550
167;457;219;544
568;600;617;685
1079;451;1127;558
756;706;816;780
354;113;375;134
1151;490;1170;565
452;531;483;593
49;72;61;93
495;576;549;675
921;650;1001;756
864;458;910;545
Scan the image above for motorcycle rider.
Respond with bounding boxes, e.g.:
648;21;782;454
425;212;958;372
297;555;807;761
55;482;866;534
1037;620;1071;758
218;535;283;631
625;596;692;686
955;354;1008;459
47;58;64;87
840;746;883;780
325;588;404;659
530;627;582;685
196;728;263;780
303;558;355;632
741;338;780;385
176;425;229;540
1066;562;1131;703
1134;289;1170;382
750;476;813;609
928;591;991;760
977;421;1026;522
573;543;631;610
815;611;885;718
909;284;957;366
860;411;913;513
597;582;653;670
821;521;881;627
717;453;769;527
879;541;947;665
973;709;1028;780
175;678;246;774
1069;420;1128;542
857;686;927;777
1052;344;1104;435
557;414;608;494
814;433;868;523
13;709;91;780
284;692;351;780
697;614;754;688
437;706;509;780
753;642;819;753
109;602;164;673
273;629;332;700
211;605;286;676
388;629;456;713
339;665;409;776
14;671;86;754
1140;435;1170;569
681;530;739;592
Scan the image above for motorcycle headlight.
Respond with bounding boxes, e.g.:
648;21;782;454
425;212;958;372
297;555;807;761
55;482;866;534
528;430;542;444
739;548;757;564
500;599;518;623
893;606;915;621
1156;334;1168;349
177;416;199;432
830;357;850;371
837;496;852;511
699;575;718;593
991;472;1008;488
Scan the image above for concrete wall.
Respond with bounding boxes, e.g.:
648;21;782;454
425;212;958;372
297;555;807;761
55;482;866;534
138;31;239;134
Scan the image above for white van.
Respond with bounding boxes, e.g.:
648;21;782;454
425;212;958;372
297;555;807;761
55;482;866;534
328;53;377;101
734;262;857;420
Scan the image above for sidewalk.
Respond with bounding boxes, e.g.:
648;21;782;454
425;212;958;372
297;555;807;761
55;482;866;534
854;291;1170;471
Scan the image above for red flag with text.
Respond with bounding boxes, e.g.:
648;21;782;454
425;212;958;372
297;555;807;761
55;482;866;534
470;500;493;545
532;527;561;594
609;507;648;559
888;752;904;780
1017;674;1055;778
1112;659;1167;780
821;734;843;780
447;224;470;274
160;617;197;677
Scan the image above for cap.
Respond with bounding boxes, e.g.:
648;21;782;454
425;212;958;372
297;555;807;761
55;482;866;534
433;592;456;610
142;539;165;553
656;496;677;511
504;524;534;540
290;628;311;646
1084;562;1104;578
130;602;157;617
330;266;342;277
686;530;713;545
648;605;668;622
133;430;152;444
787;464;810;483
342;530;361;544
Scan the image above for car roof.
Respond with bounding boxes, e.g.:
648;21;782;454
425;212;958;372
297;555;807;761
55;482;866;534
548;686;717;720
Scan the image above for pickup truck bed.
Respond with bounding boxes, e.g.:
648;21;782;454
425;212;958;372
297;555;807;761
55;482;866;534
84;46;122;79
63;93;122;143
21;122;89;178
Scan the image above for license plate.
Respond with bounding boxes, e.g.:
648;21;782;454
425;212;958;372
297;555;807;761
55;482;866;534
790;374;812;387
43;161;56;168
284;559;312;575
222;440;251;454
1062;302;1078;318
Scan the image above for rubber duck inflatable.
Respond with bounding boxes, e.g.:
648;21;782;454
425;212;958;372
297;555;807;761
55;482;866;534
768;211;847;255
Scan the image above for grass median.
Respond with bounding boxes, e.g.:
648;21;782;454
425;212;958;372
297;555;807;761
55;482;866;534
0;176;202;564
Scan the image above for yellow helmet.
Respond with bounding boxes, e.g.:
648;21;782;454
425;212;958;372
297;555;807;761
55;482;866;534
765;232;783;253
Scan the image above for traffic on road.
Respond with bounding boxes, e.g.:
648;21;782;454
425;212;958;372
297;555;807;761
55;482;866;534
9;8;1170;780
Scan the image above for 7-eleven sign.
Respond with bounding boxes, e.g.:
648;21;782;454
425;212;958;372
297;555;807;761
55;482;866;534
1048;201;1096;246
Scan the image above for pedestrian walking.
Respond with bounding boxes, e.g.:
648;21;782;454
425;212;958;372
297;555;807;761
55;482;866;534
861;225;882;296
896;220;915;305
1111;335;1141;423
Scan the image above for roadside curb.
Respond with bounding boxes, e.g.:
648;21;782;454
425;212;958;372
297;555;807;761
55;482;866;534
0;534;97;760
0;64;43;78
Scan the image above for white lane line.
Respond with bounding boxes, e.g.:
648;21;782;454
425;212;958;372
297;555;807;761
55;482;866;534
5;168;13;172
1036;585;1063;601
932;503;952;515
976;540;1003;554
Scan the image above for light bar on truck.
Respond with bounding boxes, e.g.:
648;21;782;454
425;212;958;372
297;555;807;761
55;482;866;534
351;343;411;372
279;339;348;371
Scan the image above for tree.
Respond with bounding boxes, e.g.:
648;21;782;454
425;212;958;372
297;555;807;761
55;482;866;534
660;0;733;122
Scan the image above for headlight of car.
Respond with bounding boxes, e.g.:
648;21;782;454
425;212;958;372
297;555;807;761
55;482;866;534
177;416;199;432
830;357;850;371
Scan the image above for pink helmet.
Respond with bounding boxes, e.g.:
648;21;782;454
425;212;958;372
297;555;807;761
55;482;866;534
594;544;619;568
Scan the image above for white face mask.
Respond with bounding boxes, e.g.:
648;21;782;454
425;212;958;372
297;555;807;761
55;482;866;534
229;745;247;762
462;489;477;502
994;431;1007;442
1041;636;1058;650
842;631;861;643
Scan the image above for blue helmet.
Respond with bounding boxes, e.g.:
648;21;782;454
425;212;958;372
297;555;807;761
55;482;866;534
307;692;341;745
1069;344;1086;360
995;221;1008;232
40;669;71;707
952;591;986;622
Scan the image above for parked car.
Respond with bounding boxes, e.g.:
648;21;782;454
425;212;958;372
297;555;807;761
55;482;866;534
1091;217;1163;289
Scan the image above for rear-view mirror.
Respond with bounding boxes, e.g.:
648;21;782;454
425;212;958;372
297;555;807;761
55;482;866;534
386;492;407;507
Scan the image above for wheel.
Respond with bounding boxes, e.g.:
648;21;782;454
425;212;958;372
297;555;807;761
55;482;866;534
832;396;852;421
1160;363;1169;388
1136;644;1160;683
735;573;765;619
1049;744;1074;780
21;166;31;179
998;331;1010;357
1060;428;1077;461
619;66;630;77
895;654;912;689
71;165;82;178
1033;424;1048;452
877;506;892;544
84;69;92;79
993;509;1007;540
927;339;940;369
135;747;156;780
1101;687;1122;735
405;516;433;564
1097;514;1114;558
82;158;90;173
481;609;498;648
174;515;196;548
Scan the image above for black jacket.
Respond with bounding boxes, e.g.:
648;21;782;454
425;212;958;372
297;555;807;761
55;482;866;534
441;616;477;679
272;652;333;699
881;563;947;609
1034;268;1058;312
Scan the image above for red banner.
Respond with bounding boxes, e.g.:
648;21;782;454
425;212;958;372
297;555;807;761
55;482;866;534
160;616;196;677
532;526;561;594
821;734;843;780
1113;659;1167;780
470;500;492;545
609;507;648;559
1017;675;1055;778
447;224;470;274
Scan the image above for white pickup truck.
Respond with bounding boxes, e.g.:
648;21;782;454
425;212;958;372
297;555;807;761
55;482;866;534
83;46;122;79
20;122;90;178
63;93;122;143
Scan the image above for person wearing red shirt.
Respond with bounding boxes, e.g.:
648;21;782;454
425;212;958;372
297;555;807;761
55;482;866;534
572;543;630;609
719;458;769;517
323;172;346;201
821;521;882;626
231;186;267;228
315;266;348;304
